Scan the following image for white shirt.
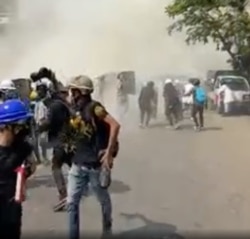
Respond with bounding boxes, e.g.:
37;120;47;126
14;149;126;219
218;84;234;103
34;100;48;125
34;100;48;140
182;83;194;104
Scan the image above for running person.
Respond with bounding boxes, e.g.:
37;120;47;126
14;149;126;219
189;79;207;131
67;75;120;239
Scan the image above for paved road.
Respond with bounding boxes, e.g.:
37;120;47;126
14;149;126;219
21;111;250;238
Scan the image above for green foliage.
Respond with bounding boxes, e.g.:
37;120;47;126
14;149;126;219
165;0;250;73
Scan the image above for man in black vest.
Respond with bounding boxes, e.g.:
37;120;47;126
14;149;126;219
67;75;120;239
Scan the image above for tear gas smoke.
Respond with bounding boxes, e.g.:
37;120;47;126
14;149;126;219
3;0;228;81
0;0;229;127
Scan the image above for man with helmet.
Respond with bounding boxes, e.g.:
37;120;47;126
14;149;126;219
0;79;19;102
0;99;36;239
67;75;120;239
35;70;73;212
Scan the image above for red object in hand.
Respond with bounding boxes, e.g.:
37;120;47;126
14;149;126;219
15;163;26;203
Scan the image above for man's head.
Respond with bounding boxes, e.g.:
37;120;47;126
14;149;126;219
193;78;201;86
36;83;48;99
57;83;69;101
68;75;94;103
0;79;18;101
117;73;124;82
147;81;154;88
165;78;172;85
0;99;32;144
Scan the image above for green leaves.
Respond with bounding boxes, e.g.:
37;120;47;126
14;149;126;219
165;0;250;53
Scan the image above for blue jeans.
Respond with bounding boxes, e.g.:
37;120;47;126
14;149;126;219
67;163;112;239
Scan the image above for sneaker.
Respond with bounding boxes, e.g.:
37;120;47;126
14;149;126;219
53;197;67;212
165;125;174;129
174;125;180;130
194;126;200;131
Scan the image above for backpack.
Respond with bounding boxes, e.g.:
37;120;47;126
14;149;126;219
83;100;119;158
194;87;206;104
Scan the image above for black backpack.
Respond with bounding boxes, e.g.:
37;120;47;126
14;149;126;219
82;100;119;158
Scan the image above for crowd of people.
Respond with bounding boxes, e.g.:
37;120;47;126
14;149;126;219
0;68;209;239
138;78;207;131
0;67;121;239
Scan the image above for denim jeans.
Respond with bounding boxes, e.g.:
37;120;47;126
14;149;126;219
67;163;112;239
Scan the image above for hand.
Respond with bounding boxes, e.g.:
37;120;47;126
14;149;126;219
0;128;15;146
100;151;113;170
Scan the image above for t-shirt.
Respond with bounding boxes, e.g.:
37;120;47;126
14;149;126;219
46;99;71;142
138;86;155;108
182;83;194;104
72;101;108;167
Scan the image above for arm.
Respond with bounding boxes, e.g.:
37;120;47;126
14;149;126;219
25;151;37;178
185;87;194;97
103;114;120;155
138;88;144;104
94;104;120;156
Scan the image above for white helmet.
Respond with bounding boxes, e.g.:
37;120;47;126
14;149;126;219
165;78;172;84
0;79;16;90
40;77;52;88
174;79;180;84
31;82;37;90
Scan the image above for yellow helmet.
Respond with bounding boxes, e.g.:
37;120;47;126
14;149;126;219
30;90;38;100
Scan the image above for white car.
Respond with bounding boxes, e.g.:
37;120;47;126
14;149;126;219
209;75;250;114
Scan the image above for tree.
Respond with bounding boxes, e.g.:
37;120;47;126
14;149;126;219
165;0;250;76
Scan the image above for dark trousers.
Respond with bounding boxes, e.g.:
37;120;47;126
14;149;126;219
0;198;22;239
140;107;151;126
52;146;73;199
191;104;204;127
165;104;180;126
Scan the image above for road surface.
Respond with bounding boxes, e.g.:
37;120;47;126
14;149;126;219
22;111;250;238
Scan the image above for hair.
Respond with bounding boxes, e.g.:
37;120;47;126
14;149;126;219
193;79;200;86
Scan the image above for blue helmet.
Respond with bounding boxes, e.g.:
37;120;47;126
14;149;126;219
0;99;32;125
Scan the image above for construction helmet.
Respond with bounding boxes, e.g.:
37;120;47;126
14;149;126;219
0;79;16;90
68;75;94;94
0;99;32;125
164;78;172;85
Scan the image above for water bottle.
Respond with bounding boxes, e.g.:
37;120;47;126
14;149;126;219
99;167;111;189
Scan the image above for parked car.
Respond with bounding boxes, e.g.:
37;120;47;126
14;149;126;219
208;75;250;115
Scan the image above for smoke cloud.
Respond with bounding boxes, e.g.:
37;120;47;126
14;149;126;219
2;0;229;82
